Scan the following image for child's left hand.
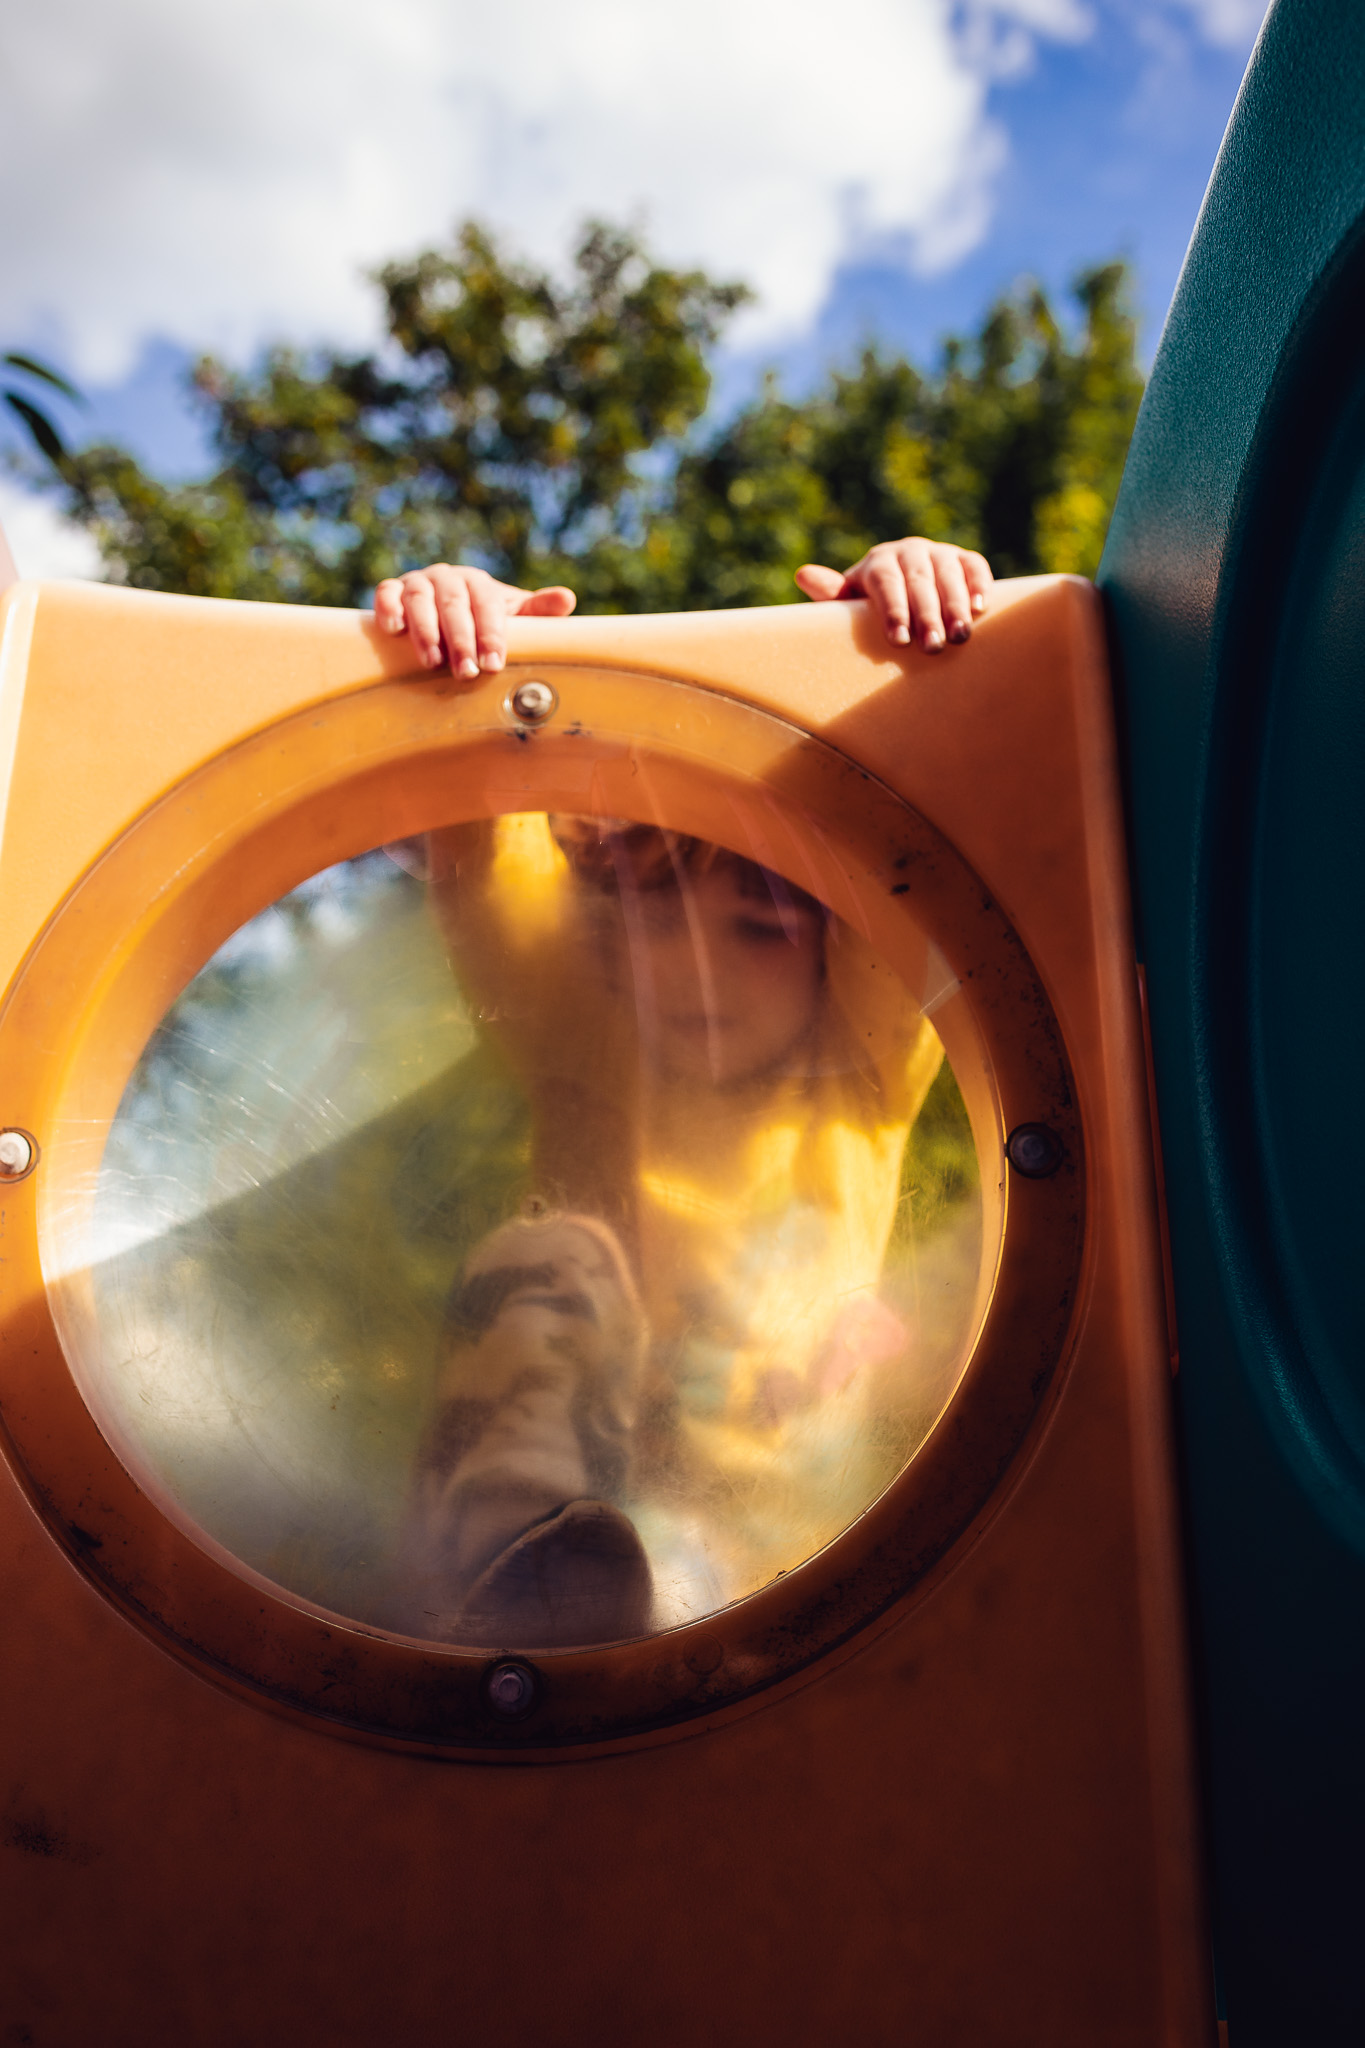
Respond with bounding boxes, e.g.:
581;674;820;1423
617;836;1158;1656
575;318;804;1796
795;537;993;654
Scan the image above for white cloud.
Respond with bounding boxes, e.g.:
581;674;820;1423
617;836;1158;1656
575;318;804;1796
0;478;102;581
1166;0;1269;49
0;0;1099;381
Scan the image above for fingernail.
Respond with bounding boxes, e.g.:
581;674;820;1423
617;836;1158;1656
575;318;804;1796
948;620;970;644
459;656;480;681
924;630;945;653
890;624;911;645
972;593;987;612
481;650;504;673
422;646;440;669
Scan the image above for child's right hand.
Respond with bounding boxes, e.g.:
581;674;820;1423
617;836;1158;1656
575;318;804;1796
374;563;576;680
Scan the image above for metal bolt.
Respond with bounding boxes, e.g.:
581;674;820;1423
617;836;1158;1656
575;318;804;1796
506;679;558;725
1006;1123;1063;1179
482;1658;540;1718
0;1129;36;1181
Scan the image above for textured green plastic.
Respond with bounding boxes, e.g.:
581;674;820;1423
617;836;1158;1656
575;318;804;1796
1099;1;1365;2037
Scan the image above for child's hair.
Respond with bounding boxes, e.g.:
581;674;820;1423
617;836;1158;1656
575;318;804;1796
549;815;822;934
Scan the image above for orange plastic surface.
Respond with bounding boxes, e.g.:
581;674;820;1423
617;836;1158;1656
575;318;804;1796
0;576;1213;2045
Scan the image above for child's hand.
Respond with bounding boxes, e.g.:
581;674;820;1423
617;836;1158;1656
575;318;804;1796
373;564;576;679
795;538;993;654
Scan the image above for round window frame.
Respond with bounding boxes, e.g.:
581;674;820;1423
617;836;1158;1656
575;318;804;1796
0;665;1084;1755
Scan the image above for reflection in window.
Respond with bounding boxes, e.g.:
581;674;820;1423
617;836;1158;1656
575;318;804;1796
53;814;985;1649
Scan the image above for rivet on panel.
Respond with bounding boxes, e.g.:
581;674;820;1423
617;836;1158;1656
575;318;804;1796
506;679;558;725
0;1129;37;1181
1006;1123;1063;1179
482;1658;541;1718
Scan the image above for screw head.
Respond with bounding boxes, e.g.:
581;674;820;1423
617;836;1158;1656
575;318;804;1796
0;1129;36;1181
1006;1122;1064;1179
482;1658;540;1719
507;679;557;725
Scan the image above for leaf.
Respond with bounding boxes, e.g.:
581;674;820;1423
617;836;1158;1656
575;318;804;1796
2;352;83;403
4;392;67;463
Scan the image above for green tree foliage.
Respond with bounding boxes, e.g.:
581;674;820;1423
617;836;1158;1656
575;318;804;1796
590;261;1143;609
53;224;747;604
50;224;1142;607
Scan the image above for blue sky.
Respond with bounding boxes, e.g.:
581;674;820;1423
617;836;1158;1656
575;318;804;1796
1;0;1267;571
789;8;1257;377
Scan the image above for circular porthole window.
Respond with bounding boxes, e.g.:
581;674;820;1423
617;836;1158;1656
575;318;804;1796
2;667;1082;1750
54;811;992;1650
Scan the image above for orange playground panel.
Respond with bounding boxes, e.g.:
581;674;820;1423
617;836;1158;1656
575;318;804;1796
0;576;1212;2045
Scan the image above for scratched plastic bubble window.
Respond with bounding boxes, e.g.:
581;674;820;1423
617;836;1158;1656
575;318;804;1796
45;814;992;1650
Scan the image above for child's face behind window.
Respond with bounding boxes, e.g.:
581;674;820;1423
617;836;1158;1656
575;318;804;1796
628;858;825;1090
425;815;827;1094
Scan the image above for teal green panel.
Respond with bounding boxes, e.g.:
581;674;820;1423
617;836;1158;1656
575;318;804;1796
1099;0;1365;2036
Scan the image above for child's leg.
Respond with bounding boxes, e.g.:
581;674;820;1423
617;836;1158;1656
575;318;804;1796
404;1213;652;1647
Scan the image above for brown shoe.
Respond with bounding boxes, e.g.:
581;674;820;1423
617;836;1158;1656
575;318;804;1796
454;1498;653;1649
401;1214;652;1642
